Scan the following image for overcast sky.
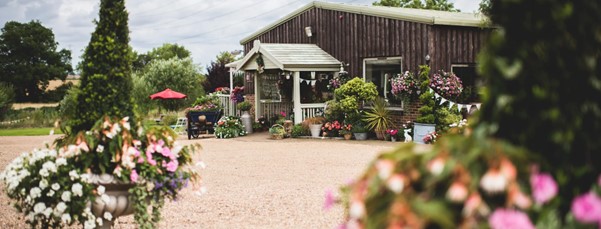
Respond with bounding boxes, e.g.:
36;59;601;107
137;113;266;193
0;0;479;74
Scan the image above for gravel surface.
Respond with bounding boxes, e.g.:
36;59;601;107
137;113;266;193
0;133;399;228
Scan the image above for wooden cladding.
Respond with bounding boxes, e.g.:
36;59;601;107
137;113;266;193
243;8;491;75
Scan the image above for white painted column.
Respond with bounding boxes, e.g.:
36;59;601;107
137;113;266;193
229;69;234;92
293;71;302;124
254;72;262;121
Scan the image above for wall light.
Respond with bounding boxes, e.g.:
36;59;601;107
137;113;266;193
305;26;312;37
425;54;431;62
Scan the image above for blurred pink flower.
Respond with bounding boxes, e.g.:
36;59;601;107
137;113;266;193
164;160;178;172
480;169;508;194
529;172;558;204
446;182;468;202
571;192;601;224
376;159;395;180
323;189;335;211
488;208;535;229
130;170;138;183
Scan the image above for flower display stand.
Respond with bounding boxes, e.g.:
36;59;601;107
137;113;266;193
89;174;135;229
413;122;436;144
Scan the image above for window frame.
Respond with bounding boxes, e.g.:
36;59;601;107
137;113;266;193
362;56;404;111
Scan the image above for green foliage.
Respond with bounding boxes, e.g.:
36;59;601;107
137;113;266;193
363;97;392;131
141;57;205;111
477;0;601;215
334;77;378;107
372;0;459;12
415;65;461;130
131;72;156;117
0;107;60;129
323;100;346;121
0;20;73;102
291;124;308;138
236;101;252;111
161;114;177;126
72;0;134;134
133;43;192;72
0;82;15;120
214;116;246;138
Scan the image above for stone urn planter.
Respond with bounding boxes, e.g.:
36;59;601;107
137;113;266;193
353;132;368;140
89;174;135;229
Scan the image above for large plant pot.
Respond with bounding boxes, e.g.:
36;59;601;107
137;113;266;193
240;111;253;134
309;124;322;138
88;174;135;229
375;130;386;140
353;132;368;140
413;122;436;144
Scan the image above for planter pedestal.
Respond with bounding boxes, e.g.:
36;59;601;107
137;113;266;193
413;123;436;144
89;174;135;229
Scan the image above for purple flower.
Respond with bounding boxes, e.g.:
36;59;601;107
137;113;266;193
323;189;335;211
488;208;535;229
571;192;601;224
530;172;558;204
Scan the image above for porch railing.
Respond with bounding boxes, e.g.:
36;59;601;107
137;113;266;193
216;94;238;117
299;103;326;121
260;101;293;119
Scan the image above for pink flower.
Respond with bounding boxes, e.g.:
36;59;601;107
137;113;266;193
571;192;601;224
530;172;558;204
323;189;335;211
164;160;178;172
376;159;395;180
161;146;173;158
480;169;508;194
130;170;138;183
146;150;157;166
446;182;468;202
386;174;406;194
488;208;535;229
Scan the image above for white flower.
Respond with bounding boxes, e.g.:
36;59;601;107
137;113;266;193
69;170;79;180
43;207;53;217
34;202;46;214
196;161;207;169
103;212;112;221
55;158;67;166
480;170;508;194
375;160;395;180
51;183;60;191
80;174;91;182
39;179;49;189
55;202;67;214
26;213;35;222
85;219;97;229
427;157;446;176
61;191;71;202
29;187;42;199
96;218;103;226
49;129;54;135
47;190;55;197
39;168;49;177
386;175;405;194
61;214;71;224
72;183;83;197
349;201;365;219
101;194;110;204
97;185;105;195
96;144;104;153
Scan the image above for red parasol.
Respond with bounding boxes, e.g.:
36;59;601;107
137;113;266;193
149;88;187;100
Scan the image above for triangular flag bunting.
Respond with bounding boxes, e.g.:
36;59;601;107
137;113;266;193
429;88;434;93
448;101;454;109
476;103;481;110
434;93;440;99
458;104;463;112
311;80;316;86
440;98;447;105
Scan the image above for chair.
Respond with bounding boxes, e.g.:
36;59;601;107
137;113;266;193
171;117;187;135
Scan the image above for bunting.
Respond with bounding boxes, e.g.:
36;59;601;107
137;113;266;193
299;78;318;86
428;87;482;112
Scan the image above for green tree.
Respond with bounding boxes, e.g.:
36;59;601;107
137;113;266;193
141;57;204;111
72;0;134;133
0;20;72;102
478;0;601;216
0;82;15;120
203;51;237;93
373;0;458;12
133;43;191;72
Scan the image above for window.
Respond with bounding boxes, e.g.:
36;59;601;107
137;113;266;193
299;71;334;103
363;57;403;108
451;64;482;103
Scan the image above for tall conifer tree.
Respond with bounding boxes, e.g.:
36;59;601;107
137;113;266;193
73;0;134;133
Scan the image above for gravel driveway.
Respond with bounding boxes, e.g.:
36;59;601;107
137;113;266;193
0;133;398;228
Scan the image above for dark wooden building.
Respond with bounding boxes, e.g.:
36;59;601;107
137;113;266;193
232;1;491;125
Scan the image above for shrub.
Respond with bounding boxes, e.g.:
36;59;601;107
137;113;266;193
236;101;252;111
334;77;378;109
290;124;307;138
161;115;177;126
0;82;15;120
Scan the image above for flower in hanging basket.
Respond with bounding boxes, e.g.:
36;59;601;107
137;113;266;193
390;71;419;101
1;116;203;228
429;70;463;99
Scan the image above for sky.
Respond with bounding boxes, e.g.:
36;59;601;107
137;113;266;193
0;0;479;74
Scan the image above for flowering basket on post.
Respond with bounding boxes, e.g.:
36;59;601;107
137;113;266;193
0;116;203;228
390;71;419;103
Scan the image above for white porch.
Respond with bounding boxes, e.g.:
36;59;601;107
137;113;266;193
227;41;343;124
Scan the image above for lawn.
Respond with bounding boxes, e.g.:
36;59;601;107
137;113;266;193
0;127;62;136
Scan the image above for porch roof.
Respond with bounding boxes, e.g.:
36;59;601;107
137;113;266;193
236;41;342;72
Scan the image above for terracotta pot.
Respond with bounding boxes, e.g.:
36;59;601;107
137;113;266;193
375;130;386;140
344;133;352;140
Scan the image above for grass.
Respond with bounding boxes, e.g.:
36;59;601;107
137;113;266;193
0;127;62;136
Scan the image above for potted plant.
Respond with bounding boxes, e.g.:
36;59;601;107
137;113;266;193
351;123;368;140
214;116;247;138
339;123;353;140
236;101;253;134
386;129;400;142
363;97;392;140
269;124;285;140
303;116;325;138
321;120;342;137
